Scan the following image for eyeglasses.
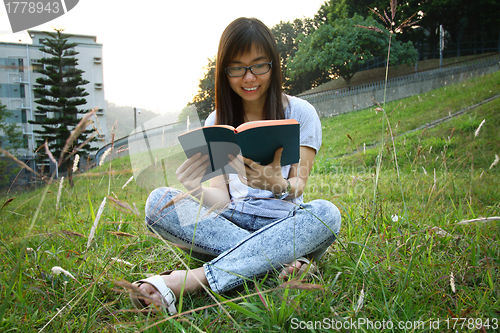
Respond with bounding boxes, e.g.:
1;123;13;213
225;61;272;77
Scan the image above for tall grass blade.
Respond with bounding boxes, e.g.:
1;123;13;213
86;197;107;250
56;177;64;211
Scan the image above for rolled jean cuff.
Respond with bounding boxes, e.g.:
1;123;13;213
203;263;221;294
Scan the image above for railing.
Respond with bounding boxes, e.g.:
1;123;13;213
359;40;500;72
300;53;500;105
94;120;185;165
420;40;500;60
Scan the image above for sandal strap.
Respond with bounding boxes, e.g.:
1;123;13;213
131;274;177;315
296;257;310;265
143;275;177;314
296;257;318;277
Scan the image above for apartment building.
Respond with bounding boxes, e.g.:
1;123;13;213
0;30;107;175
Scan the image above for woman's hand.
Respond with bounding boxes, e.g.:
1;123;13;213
176;153;210;192
228;148;288;194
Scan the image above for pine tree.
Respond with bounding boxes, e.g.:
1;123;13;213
29;29;96;185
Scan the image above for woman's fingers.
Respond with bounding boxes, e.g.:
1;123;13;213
228;148;285;191
271;147;284;166
228;154;251;186
185;159;210;182
185;154;209;177
237;173;249;186
228;154;260;177
176;153;210;189
180;153;208;171
228;154;245;173
229;154;269;189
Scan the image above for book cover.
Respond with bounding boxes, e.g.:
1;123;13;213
177;119;300;182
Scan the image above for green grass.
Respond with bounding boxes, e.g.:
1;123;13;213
315;70;500;161
1;71;499;332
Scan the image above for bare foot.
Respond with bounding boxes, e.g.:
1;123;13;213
278;259;304;280
138;268;208;306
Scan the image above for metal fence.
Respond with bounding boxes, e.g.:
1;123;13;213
359;40;500;72
94;120;187;166
300;53;500;105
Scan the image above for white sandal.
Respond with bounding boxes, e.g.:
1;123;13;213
130;270;177;315
295;257;318;277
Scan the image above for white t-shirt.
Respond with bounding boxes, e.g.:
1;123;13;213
204;95;322;218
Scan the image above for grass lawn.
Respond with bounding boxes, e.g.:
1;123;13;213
0;71;499;332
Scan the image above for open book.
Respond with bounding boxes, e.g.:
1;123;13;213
177;119;300;182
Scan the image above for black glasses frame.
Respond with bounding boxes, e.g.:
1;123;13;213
225;60;273;77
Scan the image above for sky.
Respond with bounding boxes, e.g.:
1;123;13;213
0;0;326;115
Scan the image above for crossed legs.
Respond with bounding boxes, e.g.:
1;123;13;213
139;187;341;301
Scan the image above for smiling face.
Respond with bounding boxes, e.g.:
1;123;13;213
226;45;272;116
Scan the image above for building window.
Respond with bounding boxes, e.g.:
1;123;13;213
33;85;44;98
35;114;47;122
18;58;24;72
32;63;43;72
23;135;29;149
10;85;22;98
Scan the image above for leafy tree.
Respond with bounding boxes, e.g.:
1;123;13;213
316;0;500;59
316;0;356;24
190;57;216;121
177;104;199;123
315;0;389;25
271;18;330;95
0;104;24;151
29;29;95;185
0;103;25;187
397;0;500;57
288;15;418;85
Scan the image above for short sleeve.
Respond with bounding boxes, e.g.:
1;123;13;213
287;97;322;154
204;111;216;127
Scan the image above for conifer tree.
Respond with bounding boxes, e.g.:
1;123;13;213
29;29;96;184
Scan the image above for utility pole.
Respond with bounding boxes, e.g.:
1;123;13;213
439;25;444;68
134;107;137;130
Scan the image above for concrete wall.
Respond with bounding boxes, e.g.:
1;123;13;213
306;63;500;118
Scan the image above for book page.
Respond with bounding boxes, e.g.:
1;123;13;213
234;119;298;133
235;123;300;166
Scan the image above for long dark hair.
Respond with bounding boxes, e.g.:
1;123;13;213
215;17;284;126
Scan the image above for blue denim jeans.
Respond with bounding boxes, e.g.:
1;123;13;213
145;187;341;294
